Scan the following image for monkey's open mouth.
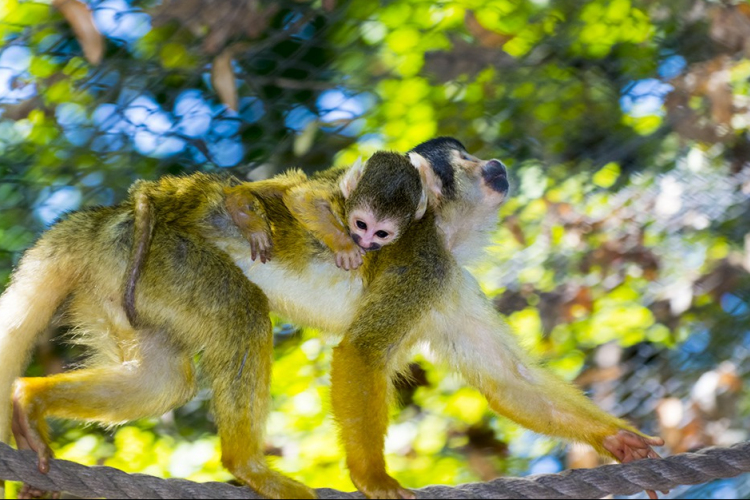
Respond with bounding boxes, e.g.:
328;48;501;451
482;159;509;194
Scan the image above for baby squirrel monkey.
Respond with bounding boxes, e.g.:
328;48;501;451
123;148;432;329
224;151;436;271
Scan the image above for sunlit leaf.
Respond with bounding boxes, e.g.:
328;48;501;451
294;120;319;157
592;162;620;188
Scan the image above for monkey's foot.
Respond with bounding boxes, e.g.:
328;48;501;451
11;387;54;474
247;231;273;263
18;484;61;499
603;430;663;462
334;247;364;271
237;467;316;499
604;430;666;499
352;473;415;500
12;387;60;500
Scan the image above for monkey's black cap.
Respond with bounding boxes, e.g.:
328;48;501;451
408;137;466;199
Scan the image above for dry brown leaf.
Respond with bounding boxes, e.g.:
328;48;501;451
707;70;733;127
0;96;43;120
465;11;513;49
504;215;526;246
53;0;104;65
694;259;743;300
665;54;741;143
211;49;238;111
575;366;622;387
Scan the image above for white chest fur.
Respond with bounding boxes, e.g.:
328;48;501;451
245;259;363;335
212;232;363;335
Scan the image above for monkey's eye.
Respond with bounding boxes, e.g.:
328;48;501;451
375;230;389;239
356;220;367;230
461;151;476;161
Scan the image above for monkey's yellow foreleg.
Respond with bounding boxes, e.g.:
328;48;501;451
428;273;664;462
331;342;415;500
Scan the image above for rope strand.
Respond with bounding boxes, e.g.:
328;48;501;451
1;441;749;499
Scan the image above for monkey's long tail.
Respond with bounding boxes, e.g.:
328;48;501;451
0;243;78;447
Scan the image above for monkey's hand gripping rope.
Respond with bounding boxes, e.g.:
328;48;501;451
1;441;749;499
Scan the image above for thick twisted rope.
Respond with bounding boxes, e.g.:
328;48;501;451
1;441;749;499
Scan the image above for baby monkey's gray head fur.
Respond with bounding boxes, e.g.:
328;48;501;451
340;151;430;251
346;152;423;222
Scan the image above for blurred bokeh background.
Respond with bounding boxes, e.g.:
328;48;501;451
1;0;750;498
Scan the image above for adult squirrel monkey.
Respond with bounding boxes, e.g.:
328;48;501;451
0;148;438;500
220;143;662;499
0;138;663;500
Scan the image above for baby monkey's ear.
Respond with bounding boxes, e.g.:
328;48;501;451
409;152;443;220
339;157;365;199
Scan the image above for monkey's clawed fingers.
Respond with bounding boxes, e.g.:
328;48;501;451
353;476;416;500
335;249;364;271
603;430;664;462
12;395;60;499
249;233;273;263
604;430;667;499
12;399;53;474
18;484;60;500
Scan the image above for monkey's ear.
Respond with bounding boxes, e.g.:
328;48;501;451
409;152;443;220
339;157;365;199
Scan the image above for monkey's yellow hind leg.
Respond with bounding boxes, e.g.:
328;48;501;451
199;314;316;500
134;231;316;499
10;334;197;499
209;353;317;500
11;384;52;474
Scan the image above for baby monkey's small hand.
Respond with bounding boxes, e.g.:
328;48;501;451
335;242;366;271
225;187;274;263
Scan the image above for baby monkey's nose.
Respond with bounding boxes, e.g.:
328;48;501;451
351;233;381;251
482;159;509;194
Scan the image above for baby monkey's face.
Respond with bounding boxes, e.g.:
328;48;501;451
347;207;401;251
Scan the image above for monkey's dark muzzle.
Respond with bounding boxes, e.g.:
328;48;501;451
352;234;381;252
482;159;509;194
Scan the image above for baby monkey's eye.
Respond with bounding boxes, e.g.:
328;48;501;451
356;220;367;230
375;230;389;239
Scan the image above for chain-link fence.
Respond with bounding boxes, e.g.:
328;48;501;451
2;0;750;498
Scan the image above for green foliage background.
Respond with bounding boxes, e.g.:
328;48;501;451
1;0;750;497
